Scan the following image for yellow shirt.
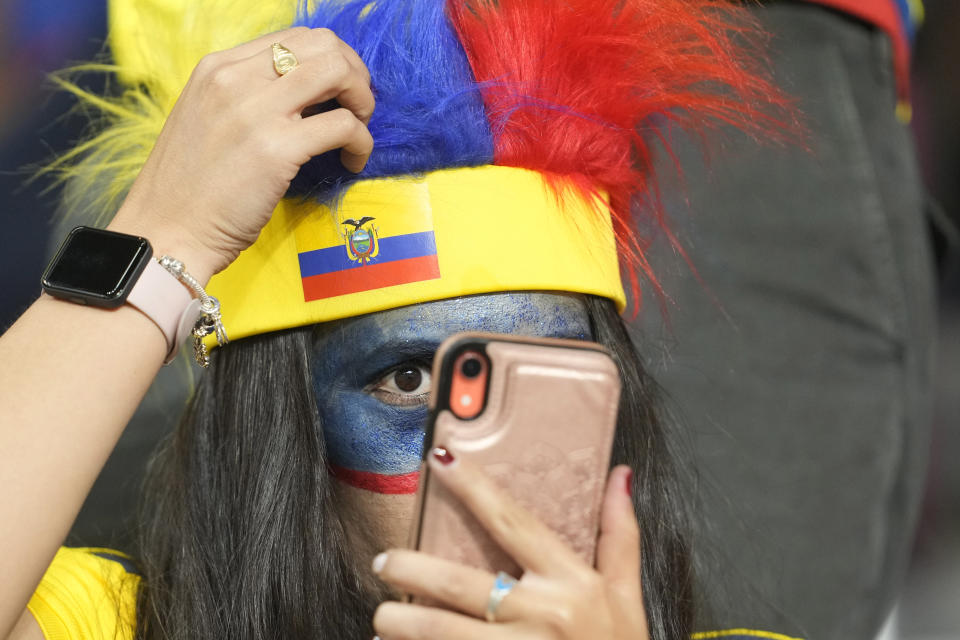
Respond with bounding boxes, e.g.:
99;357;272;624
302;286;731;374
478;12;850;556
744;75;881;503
27;547;139;640
27;547;801;640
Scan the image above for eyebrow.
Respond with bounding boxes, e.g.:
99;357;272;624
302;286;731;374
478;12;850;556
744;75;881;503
356;339;440;377
315;301;593;380
316;328;441;381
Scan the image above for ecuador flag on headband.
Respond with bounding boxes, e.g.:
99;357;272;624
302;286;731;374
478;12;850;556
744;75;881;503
294;189;441;302
203;166;626;348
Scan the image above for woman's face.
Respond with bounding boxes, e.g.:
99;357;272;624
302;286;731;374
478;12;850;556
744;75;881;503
311;292;592;558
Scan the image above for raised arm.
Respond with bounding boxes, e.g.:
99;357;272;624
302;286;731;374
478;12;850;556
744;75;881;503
0;27;373;639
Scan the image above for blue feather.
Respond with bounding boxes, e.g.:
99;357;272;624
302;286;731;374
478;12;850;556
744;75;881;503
289;0;494;201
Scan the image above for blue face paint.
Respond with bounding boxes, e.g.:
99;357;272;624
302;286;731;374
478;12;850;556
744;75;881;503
311;292;591;494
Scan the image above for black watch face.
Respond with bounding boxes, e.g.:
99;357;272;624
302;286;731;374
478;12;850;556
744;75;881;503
42;226;152;307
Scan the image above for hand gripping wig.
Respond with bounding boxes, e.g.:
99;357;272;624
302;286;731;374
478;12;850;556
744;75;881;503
46;2;787;640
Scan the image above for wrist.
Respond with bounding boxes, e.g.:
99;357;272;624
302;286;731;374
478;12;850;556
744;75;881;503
108;207;218;285
41;226;204;364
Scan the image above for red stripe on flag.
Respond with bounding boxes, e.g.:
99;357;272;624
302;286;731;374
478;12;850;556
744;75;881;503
328;464;421;494
302;254;440;301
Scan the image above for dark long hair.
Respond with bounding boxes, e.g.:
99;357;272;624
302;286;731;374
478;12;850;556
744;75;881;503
133;295;693;640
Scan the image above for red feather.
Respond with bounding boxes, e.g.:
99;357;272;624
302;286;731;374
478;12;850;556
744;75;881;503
446;0;793;311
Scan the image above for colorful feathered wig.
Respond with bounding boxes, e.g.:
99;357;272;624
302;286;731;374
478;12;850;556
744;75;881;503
53;0;786;343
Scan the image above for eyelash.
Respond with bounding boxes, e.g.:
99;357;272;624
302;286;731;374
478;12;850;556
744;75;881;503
366;360;433;407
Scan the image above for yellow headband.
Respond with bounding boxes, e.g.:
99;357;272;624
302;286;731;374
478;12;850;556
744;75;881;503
205;165;625;346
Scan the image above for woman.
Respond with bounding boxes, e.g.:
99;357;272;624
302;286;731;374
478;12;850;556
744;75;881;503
0;1;788;639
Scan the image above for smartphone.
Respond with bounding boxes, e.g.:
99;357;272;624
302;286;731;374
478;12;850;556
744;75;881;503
409;332;621;578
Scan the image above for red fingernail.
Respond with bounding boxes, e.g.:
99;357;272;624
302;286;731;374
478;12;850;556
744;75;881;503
624;468;634;498
432;447;455;465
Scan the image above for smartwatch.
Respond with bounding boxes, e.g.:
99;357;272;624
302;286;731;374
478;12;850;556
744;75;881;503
42;226;199;362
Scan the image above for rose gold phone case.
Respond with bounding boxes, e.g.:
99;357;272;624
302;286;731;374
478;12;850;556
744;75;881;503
409;333;621;578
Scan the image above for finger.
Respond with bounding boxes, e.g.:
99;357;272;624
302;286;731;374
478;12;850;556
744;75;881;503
282;27;371;85
245;27;371;85
373;601;521;640
271;52;375;123
295;108;374;173
186;28;314;93
218;26;312;61
426;446;584;579
319;31;370;86
373;549;533;622
595;466;642;594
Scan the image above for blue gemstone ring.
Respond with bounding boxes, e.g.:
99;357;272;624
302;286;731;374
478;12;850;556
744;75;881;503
485;571;519;623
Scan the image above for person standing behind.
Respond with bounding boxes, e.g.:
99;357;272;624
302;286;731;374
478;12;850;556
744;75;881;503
629;1;935;638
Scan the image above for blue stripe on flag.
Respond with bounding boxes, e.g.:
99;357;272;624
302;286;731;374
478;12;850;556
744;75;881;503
298;231;437;278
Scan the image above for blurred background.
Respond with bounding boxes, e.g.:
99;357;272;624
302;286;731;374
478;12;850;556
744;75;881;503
1;1;957;638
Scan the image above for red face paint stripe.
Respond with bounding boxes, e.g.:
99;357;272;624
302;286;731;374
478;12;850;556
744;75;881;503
328;464;422;494
302;254;440;301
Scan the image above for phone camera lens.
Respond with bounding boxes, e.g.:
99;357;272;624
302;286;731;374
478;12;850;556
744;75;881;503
461;356;483;379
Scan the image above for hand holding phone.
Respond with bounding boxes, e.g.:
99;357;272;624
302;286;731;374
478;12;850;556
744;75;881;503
409;332;622;577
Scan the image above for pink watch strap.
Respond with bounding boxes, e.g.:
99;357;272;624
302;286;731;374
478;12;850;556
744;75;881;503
126;259;200;363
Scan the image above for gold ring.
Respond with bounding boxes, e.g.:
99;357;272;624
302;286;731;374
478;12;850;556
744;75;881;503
271;42;299;76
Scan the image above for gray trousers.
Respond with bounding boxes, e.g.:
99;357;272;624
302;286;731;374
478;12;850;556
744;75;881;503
629;3;936;638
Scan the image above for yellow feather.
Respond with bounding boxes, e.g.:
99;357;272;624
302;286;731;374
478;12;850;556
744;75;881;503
42;0;298;231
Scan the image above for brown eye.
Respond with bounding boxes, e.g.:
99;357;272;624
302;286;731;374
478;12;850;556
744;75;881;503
394;367;422;392
367;362;432;407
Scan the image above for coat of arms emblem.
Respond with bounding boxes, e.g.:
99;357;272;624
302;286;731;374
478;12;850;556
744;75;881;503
341;216;379;264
